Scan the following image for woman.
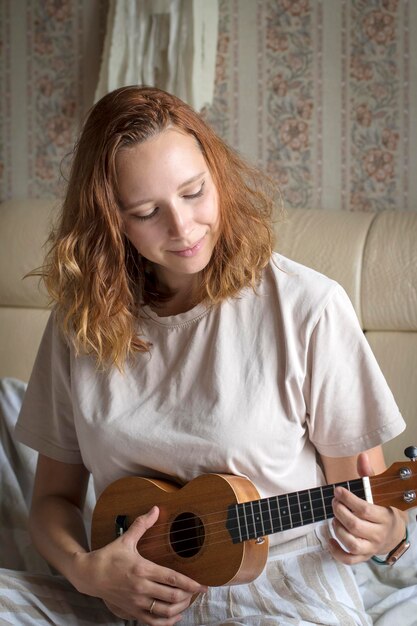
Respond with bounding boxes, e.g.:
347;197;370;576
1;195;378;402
14;86;406;625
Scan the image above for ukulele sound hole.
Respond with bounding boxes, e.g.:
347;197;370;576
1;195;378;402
170;512;205;558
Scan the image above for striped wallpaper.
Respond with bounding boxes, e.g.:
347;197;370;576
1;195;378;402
1;0;416;212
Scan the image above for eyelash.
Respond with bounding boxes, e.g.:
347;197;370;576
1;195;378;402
133;181;205;221
134;208;159;222
183;181;205;199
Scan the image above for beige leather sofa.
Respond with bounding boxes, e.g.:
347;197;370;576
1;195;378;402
1;198;416;465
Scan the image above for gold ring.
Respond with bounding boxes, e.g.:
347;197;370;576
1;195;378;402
149;599;156;614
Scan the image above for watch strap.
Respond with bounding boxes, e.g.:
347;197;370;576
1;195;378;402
371;526;410;566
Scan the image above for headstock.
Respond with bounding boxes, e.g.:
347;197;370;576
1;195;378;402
370;447;417;510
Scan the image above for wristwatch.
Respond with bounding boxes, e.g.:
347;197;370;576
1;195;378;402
385;530;410;565
372;527;410;565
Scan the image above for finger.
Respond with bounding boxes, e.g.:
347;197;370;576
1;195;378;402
123;506;160;549
331;515;375;554
150;564;207;595
328;537;369;565
125;511;207;594
105;590;189;624
146;581;198;606
143;595;193;620
357;452;374;478
331;491;378;546
333;486;381;523
135;602;185;626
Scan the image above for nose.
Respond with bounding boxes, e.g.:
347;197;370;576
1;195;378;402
166;202;194;239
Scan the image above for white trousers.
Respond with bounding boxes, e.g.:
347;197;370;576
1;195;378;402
0;526;372;626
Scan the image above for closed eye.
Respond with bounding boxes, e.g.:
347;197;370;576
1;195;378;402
183;181;205;199
133;207;159;221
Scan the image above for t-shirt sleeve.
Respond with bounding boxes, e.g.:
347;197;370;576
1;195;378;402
306;284;406;457
15;311;83;464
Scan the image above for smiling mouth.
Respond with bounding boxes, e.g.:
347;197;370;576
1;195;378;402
169;237;205;257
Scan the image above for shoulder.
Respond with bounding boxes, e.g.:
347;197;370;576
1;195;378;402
260;252;345;322
223;253;352;342
42;308;72;351
267;252;338;292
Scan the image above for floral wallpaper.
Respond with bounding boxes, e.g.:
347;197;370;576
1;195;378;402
348;0;405;211
1;0;416;212
264;0;317;209
203;0;416;212
29;0;85;195
0;0;107;201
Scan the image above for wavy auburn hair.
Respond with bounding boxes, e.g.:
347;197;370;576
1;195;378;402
40;85;279;368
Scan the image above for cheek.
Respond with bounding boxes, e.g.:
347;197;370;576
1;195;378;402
200;192;220;226
123;221;153;254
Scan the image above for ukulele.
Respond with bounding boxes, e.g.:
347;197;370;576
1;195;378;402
91;450;417;587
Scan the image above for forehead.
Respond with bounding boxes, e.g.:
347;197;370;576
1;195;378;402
115;128;208;202
117;128;204;171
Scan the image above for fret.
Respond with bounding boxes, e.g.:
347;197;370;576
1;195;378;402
261;498;273;535
298;489;313;525
310;486;326;522
243;501;255;539
278;494;292;530
308;489;315;522
238;502;248;541
276;496;283;531
288;492;301;527
286;494;293;528
252;500;265;538
296;491;302;522
350;478;366;500
321;485;334;519
269;496;281;533
320;486;326;518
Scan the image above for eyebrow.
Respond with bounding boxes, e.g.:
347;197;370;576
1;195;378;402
121;171;206;211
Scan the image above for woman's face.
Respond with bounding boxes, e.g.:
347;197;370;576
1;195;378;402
116;127;220;293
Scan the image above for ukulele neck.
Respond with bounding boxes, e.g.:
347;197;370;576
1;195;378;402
226;477;371;544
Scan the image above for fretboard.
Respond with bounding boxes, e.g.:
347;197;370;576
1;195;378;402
225;479;366;544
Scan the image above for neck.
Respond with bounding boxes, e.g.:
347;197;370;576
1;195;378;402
226;477;367;543
146;267;202;316
152;294;200;316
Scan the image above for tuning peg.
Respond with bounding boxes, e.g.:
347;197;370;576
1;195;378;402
404;446;417;461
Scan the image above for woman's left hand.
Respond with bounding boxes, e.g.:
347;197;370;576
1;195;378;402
329;452;407;564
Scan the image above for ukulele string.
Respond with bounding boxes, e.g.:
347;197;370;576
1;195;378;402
131;472;416;542
124;479;416;559
138;485;414;561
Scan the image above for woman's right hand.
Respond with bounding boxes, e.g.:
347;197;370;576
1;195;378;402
73;506;207;625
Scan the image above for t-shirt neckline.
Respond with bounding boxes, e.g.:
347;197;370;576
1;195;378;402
140;301;212;327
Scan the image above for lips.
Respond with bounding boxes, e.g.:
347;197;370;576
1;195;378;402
169;237;205;257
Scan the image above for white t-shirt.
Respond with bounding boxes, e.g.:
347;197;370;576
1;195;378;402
16;254;405;544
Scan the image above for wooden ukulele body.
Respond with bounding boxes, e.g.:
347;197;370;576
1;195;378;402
91;473;269;587
91;459;417;587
